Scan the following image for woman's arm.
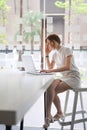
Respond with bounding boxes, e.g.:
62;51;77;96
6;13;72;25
50;55;72;72
46;56;55;69
45;43;55;69
41;55;72;73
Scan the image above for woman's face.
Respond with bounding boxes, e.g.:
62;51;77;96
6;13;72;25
46;39;54;51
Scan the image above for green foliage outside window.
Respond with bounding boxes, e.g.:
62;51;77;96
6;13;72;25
0;34;8;44
55;0;87;14
15;10;43;53
0;0;10;44
23;10;43;44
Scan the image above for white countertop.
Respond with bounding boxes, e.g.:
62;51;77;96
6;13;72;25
0;69;54;125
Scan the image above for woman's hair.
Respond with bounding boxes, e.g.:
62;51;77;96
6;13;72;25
45;34;61;45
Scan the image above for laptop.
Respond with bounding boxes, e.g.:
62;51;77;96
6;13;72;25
22;54;55;75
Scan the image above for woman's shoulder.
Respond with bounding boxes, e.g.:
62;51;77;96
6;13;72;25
61;46;73;56
62;45;71;50
62;46;72;52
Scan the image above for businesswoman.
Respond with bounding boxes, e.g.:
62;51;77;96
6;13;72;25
41;34;81;128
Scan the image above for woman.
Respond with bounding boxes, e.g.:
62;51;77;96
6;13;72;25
41;34;81;128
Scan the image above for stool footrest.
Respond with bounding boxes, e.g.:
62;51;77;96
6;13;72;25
58;110;87;126
59;118;87;126
64;110;86;117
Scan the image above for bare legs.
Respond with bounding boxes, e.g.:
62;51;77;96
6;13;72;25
43;79;71;128
53;95;63;115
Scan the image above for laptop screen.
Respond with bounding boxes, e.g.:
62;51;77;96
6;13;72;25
22;54;36;72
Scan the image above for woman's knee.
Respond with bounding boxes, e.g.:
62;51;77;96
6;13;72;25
55;81;71;93
52;79;61;87
48;79;61;92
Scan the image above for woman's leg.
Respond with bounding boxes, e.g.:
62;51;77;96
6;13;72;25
46;79;61;118
53;81;71;119
43;79;62;128
53;94;63;115
43;79;71;128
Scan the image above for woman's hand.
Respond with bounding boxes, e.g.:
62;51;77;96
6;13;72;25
40;69;51;73
45;44;51;56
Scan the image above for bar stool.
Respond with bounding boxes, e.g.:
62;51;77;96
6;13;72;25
58;88;87;130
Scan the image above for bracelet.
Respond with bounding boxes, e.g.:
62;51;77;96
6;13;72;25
46;55;49;57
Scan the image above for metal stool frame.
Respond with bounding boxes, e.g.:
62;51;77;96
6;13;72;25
59;88;87;130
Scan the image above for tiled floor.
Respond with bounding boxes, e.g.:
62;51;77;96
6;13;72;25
0;125;74;130
0;125;86;130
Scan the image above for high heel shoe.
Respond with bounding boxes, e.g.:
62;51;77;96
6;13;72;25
43;118;51;128
43;117;54;128
53;113;64;121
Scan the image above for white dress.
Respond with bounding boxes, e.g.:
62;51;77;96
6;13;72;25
52;46;81;89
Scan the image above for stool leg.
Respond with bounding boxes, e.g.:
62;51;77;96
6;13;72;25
71;91;78;130
80;92;86;130
61;90;70;130
64;90;70;115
